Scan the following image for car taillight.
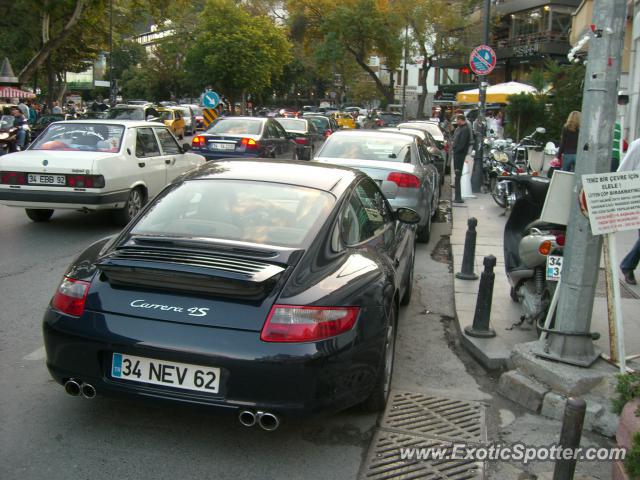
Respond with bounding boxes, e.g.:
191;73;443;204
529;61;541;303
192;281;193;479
192;135;206;147
0;171;27;185
294;137;308;145
555;233;565;246
538;240;553;255
516;167;524;173
260;305;359;342
501;171;510;176
324;129;332;138
387;172;421;188
67;174;105;188
241;138;258;150
51;277;91;317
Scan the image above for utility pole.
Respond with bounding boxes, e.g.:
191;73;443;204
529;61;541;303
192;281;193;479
109;0;115;106
471;0;491;193
402;24;409;121
536;0;628;367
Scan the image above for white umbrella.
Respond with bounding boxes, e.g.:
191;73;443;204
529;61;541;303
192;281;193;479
456;81;538;103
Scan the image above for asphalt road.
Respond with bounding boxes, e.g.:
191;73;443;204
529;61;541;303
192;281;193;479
0;176;488;480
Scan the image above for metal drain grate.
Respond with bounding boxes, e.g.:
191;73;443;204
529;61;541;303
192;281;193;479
380;391;486;443
359;429;484;480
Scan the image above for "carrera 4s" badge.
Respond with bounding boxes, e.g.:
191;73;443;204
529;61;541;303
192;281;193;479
130;299;209;317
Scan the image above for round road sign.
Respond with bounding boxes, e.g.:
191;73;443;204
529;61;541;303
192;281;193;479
203;91;220;109
469;45;496;76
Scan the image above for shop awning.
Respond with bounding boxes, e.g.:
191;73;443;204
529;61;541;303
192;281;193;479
455;81;537;104
0;86;36;99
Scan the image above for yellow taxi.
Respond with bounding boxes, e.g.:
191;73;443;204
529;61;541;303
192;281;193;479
333;112;357;129
157;107;186;139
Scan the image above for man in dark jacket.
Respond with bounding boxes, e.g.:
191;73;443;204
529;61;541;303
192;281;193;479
452;114;471;195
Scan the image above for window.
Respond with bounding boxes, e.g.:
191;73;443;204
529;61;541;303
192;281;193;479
30;123;124;152
273;121;288;139
341;179;391;245
418;143;431;165
135;128;161;157
155;128;181;155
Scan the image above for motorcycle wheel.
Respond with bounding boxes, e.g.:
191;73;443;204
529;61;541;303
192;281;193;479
490;177;507;208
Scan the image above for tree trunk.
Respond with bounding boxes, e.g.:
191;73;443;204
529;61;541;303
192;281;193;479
46;57;55;111
416;63;431;119
18;0;87;84
346;47;394;105
56;72;67;105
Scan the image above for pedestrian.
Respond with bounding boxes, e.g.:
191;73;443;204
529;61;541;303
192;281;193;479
17;99;30;118
452;113;472;197
558;111;580;171
52;101;62;114
27;100;37;124
618;138;640;284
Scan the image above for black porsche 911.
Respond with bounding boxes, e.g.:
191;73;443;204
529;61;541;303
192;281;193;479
43;159;420;430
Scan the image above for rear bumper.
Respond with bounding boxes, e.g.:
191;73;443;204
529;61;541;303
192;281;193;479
43;307;384;417
191;150;259;161
0;187;129;210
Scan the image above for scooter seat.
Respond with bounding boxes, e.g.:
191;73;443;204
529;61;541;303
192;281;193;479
525;219;565;232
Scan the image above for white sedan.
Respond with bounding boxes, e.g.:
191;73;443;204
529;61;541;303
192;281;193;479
0;120;205;225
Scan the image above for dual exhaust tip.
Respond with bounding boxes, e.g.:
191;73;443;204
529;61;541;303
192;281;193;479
64;379;96;399
238;410;280;431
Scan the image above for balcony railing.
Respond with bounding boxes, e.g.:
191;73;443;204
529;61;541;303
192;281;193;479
496;31;569;48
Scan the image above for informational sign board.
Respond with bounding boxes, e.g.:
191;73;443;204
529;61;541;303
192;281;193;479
582;170;640;235
203;91;220;109
469;45;496;76
202;108;218;128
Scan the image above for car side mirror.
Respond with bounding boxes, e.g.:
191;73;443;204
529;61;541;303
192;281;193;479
396;207;421;224
380;180;399;199
182;143;191;152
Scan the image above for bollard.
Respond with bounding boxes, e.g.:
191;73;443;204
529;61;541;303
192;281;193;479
553;398;586;480
455;217;479;280
464;255;496;338
453;169;464;204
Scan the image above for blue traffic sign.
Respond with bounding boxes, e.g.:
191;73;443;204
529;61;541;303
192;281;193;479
469;45;496;76
203;91;220;109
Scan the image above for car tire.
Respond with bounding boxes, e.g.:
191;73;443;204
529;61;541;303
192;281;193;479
360;306;397;412
25;208;54;222
417;214;431;243
113;187;145;226
400;248;415;306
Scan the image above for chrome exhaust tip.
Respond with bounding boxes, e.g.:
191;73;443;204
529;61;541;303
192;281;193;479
81;383;96;399
238;410;257;427
257;411;280;431
64;379;81;396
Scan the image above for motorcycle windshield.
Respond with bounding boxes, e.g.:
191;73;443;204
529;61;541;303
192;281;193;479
0;115;15;129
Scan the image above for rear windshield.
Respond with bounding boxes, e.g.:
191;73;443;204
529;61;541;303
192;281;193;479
275;118;306;132
107;107;144;120
206;119;262;135
307;117;329;130
131;180;334;247
318;135;413;163
158;111;175;121
400;122;443;140
30;123;125;152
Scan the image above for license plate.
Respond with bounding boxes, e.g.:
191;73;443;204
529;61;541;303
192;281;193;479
546;255;563;281
209;142;235;150
111;353;220;393
27;174;66;185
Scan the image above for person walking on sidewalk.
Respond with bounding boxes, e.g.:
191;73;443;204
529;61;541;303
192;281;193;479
618;138;640;284
452;114;472;197
558;111;581;171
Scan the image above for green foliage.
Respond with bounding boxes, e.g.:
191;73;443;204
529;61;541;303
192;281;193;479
613;372;640;414
626;431;640;479
185;0;291;103
504;93;547;141
543;60;586;142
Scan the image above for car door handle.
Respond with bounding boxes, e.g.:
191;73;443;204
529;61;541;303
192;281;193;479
165;158;176;165
138;162;145;167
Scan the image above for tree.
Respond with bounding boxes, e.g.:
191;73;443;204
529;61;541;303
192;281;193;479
543;60;586;142
185;0;292;108
287;0;404;105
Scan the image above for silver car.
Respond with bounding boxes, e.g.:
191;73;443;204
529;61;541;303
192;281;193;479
314;130;440;242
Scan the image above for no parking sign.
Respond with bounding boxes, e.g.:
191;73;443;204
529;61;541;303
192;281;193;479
469;45;496;76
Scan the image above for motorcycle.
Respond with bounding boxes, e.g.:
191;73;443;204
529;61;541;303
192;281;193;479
503;175;566;330
0;115;19;155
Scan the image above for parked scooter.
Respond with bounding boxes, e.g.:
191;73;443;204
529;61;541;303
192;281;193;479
503;175;566;329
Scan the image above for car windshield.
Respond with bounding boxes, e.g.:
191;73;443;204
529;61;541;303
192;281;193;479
30;123;125;152
318;135;412;162
0;115;15;128
276;118;306;132
131;180;334;247
107;108;144;120
206;119;263;135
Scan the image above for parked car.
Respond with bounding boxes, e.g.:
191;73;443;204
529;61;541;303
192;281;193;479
157;107;186;140
42;159;420;422
314;129;440;242
191;117;296;161
401;121;450;172
30;114;66;141
107;104;160;122
274;117;324;160
177;105;196;136
0;120;205;224
380;127;446;184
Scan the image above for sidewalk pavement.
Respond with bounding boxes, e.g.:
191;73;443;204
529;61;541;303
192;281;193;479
451;189;640;371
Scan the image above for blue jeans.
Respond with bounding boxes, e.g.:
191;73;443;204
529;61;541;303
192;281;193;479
16;129;26;149
561;153;576;171
621;232;640;273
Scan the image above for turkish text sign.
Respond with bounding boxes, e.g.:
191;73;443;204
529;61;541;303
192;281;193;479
582;170;640;235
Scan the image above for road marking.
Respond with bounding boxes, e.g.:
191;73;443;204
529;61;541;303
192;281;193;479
24;346;45;361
